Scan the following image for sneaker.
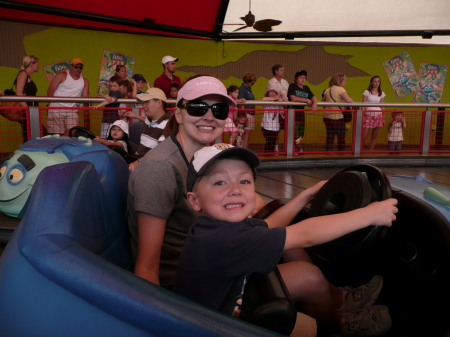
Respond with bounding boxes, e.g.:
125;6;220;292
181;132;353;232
295;137;302;145
338;275;383;312
339;305;392;336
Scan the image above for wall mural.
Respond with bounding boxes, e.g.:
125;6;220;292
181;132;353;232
414;63;448;104
43;60;71;83
178;46;370;84
97;50;136;96
383;51;419;98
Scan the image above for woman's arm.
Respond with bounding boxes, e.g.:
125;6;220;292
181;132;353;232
339;91;354;103
130;79;138;98
134;213;167;285
380;97;385;111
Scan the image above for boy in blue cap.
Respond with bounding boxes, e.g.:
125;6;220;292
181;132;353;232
175;144;398;336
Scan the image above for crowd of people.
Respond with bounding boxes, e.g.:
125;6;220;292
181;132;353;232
0;54;404;337
1;54;407;154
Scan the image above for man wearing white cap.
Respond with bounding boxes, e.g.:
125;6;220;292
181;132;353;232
153;55;182;99
47;57;89;135
128;87;172;171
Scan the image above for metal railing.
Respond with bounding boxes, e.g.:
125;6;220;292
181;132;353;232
1;96;449;156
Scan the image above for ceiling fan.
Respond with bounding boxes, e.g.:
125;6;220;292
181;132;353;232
220;0;282;32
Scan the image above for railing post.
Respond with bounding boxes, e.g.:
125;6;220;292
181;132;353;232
29;106;41;139
286;108;294;156
353;109;363;155
422;109;432;155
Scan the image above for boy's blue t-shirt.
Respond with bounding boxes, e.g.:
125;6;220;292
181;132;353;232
102;90;123;124
174;216;286;315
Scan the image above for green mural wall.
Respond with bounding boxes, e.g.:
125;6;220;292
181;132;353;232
1;25;450;147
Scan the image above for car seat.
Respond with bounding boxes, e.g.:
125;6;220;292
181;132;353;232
0;158;287;336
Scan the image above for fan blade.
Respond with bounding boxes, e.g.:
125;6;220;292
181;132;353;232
217;23;247;26
253;19;282;32
233;25;250;32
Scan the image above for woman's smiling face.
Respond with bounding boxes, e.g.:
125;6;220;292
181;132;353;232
175;94;226;146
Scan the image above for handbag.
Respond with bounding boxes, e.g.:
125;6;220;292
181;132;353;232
1;78;22;121
329;88;353;123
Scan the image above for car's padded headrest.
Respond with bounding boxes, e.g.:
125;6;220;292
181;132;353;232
17;160;132;270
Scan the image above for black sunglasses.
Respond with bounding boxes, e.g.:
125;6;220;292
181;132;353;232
183;100;229;120
73;65;83;70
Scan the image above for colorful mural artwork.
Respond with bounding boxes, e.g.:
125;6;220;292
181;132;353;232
413;63;448;104
383;51;420;98
97;50;136;96
43;60;71;83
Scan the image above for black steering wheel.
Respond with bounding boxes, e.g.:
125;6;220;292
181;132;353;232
68;126;96;140
307;164;392;261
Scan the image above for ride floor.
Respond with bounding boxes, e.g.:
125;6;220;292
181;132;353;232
255;164;450;204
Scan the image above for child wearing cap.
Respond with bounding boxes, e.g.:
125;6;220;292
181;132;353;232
93;119;131;152
94;75;128;138
174;144;398;336
131;74;149;96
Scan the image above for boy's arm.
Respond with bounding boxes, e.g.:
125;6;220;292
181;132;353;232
402;117;407;128
265;181;327;229
310;96;318;113
93;99;110;110
284;198;398;250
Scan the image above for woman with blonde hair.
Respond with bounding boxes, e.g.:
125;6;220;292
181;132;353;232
238;72;257;148
10;55;40;142
321;73;354;152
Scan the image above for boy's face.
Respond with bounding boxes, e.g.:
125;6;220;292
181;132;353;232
136;80;145;92
169;87;179;99
109;82;120;91
187;159;256;223
119;84;127;95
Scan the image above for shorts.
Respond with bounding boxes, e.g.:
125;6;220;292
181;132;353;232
244;114;255;131
47;103;79;134
363;114;384;129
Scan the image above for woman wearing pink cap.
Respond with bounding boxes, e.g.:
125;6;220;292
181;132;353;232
128;76;238;288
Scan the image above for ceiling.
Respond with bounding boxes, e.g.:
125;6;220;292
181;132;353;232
1;0;450;44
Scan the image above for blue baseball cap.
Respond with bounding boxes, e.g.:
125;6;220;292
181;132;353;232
132;74;146;82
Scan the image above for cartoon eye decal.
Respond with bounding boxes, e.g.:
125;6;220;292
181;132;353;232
9;168;24;184
0;166;6;180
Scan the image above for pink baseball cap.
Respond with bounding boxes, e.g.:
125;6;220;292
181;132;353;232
176;76;236;106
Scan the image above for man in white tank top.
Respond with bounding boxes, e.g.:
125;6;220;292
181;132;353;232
47;57;89;135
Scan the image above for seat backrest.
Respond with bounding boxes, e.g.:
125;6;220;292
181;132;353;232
0;159;282;337
128;121;143;154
